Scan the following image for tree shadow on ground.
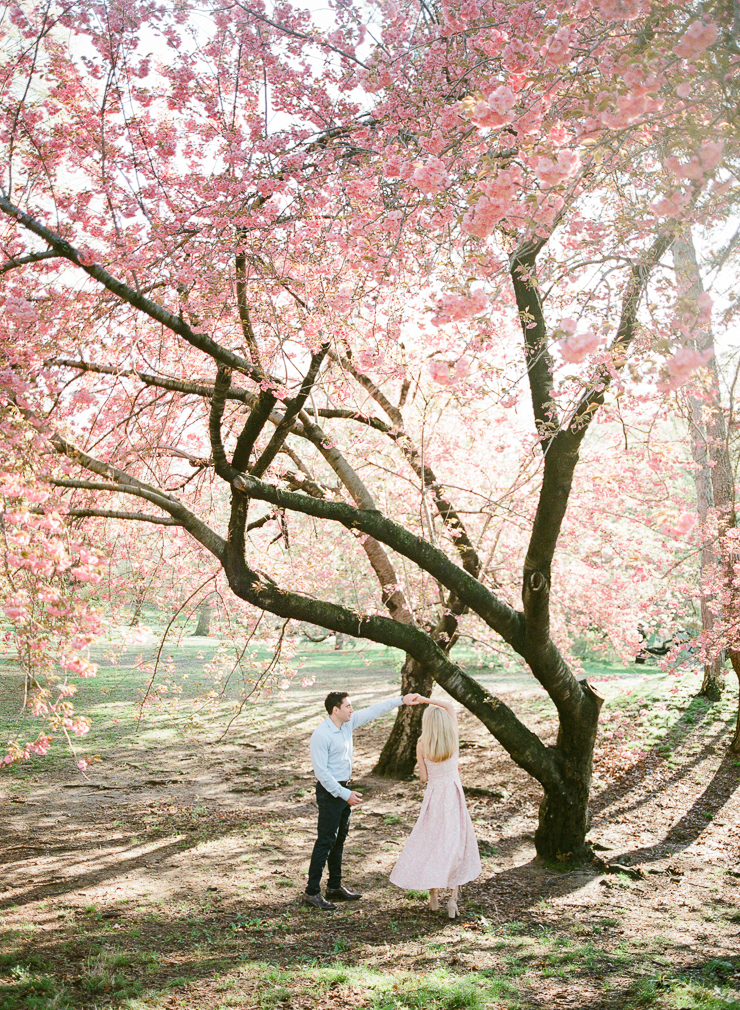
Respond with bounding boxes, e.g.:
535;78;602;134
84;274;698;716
609;746;740;866
589;696;737;858
0;835;206;913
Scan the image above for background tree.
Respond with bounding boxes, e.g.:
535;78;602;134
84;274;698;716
1;0;736;855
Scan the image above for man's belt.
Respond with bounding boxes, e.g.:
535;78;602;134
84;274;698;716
338;780;351;788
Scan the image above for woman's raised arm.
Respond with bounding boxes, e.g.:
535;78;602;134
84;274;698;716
417;695;458;728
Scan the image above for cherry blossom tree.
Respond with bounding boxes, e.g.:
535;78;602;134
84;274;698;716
0;411;103;767
1;0;737;855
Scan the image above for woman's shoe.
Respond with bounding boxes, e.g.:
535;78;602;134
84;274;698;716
428;888;439;911
448;886;459;918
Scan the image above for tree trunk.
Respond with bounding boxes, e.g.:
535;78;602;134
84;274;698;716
192;601;213;637
130;587;146;626
674;237;729;708
373;655;433;778
700;654;725;701
534;679;603;860
536;780;592;861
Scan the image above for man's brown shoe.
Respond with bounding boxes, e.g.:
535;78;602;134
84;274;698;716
325;885;361;901
303;892;337;910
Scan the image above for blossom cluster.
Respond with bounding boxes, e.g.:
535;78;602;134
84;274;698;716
431;289;488;326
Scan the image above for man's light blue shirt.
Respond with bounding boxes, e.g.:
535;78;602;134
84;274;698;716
310;697;403;801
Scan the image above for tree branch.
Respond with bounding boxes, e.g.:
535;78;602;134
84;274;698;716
55;507;181;526
329;350;483;578
231;471;524;648
510;236;558;447
235;251;267;378
0;249;58;273
209;365;237;482
43;435;226;560
569;230;675;432
49;358;391;433
250;342;330;477
0;194;256;378
231;1;369;69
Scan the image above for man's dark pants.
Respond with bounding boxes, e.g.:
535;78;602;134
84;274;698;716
306;783;351;895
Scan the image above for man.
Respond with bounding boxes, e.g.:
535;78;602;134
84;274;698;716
304;690;421;910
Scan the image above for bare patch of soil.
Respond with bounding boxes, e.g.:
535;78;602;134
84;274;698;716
1;691;739;1009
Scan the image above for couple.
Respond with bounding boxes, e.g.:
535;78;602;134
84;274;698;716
304;690;480;917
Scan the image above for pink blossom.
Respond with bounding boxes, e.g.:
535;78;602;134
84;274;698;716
541;27;572;66
676;82;691;98
663;346;712;388
428;356;471;385
67;717;91;736
77;547;102;566
598;0;644;20
61;656;97;678
428;360;451;385
673;20;719;59
602;91;648;128
699;140;724;172
672;513;696;536
501;41;536;73
697;292;713;319
3;598;29;620
412;156;449;195
3;295;39;324
69;567;103;583
488;85;515;116
438;105;462;130
431;288;487;325
384;154;403;178
24;488;49;503
663;142;722;182
470;86;515;129
330;283;353;311
559;327;600;363
452;356;471;381
649;191;690;218
534;150;581;188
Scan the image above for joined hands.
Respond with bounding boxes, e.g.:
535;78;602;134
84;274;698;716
402;693;430;705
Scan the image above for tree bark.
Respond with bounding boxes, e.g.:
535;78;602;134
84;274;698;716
535;679;604;859
373;655;434;777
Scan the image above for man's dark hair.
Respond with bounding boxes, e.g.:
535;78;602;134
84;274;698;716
324;691;349;715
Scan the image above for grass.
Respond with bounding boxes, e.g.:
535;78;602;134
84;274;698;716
5;922;737;1010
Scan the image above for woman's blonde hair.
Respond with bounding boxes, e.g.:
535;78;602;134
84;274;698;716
419;705;458;763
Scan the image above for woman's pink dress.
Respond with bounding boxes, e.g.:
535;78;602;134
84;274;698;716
390;752;481;889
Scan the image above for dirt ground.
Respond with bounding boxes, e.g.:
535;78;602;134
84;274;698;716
2;690;740;1008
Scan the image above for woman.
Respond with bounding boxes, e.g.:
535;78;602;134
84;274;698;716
389;696;481;917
